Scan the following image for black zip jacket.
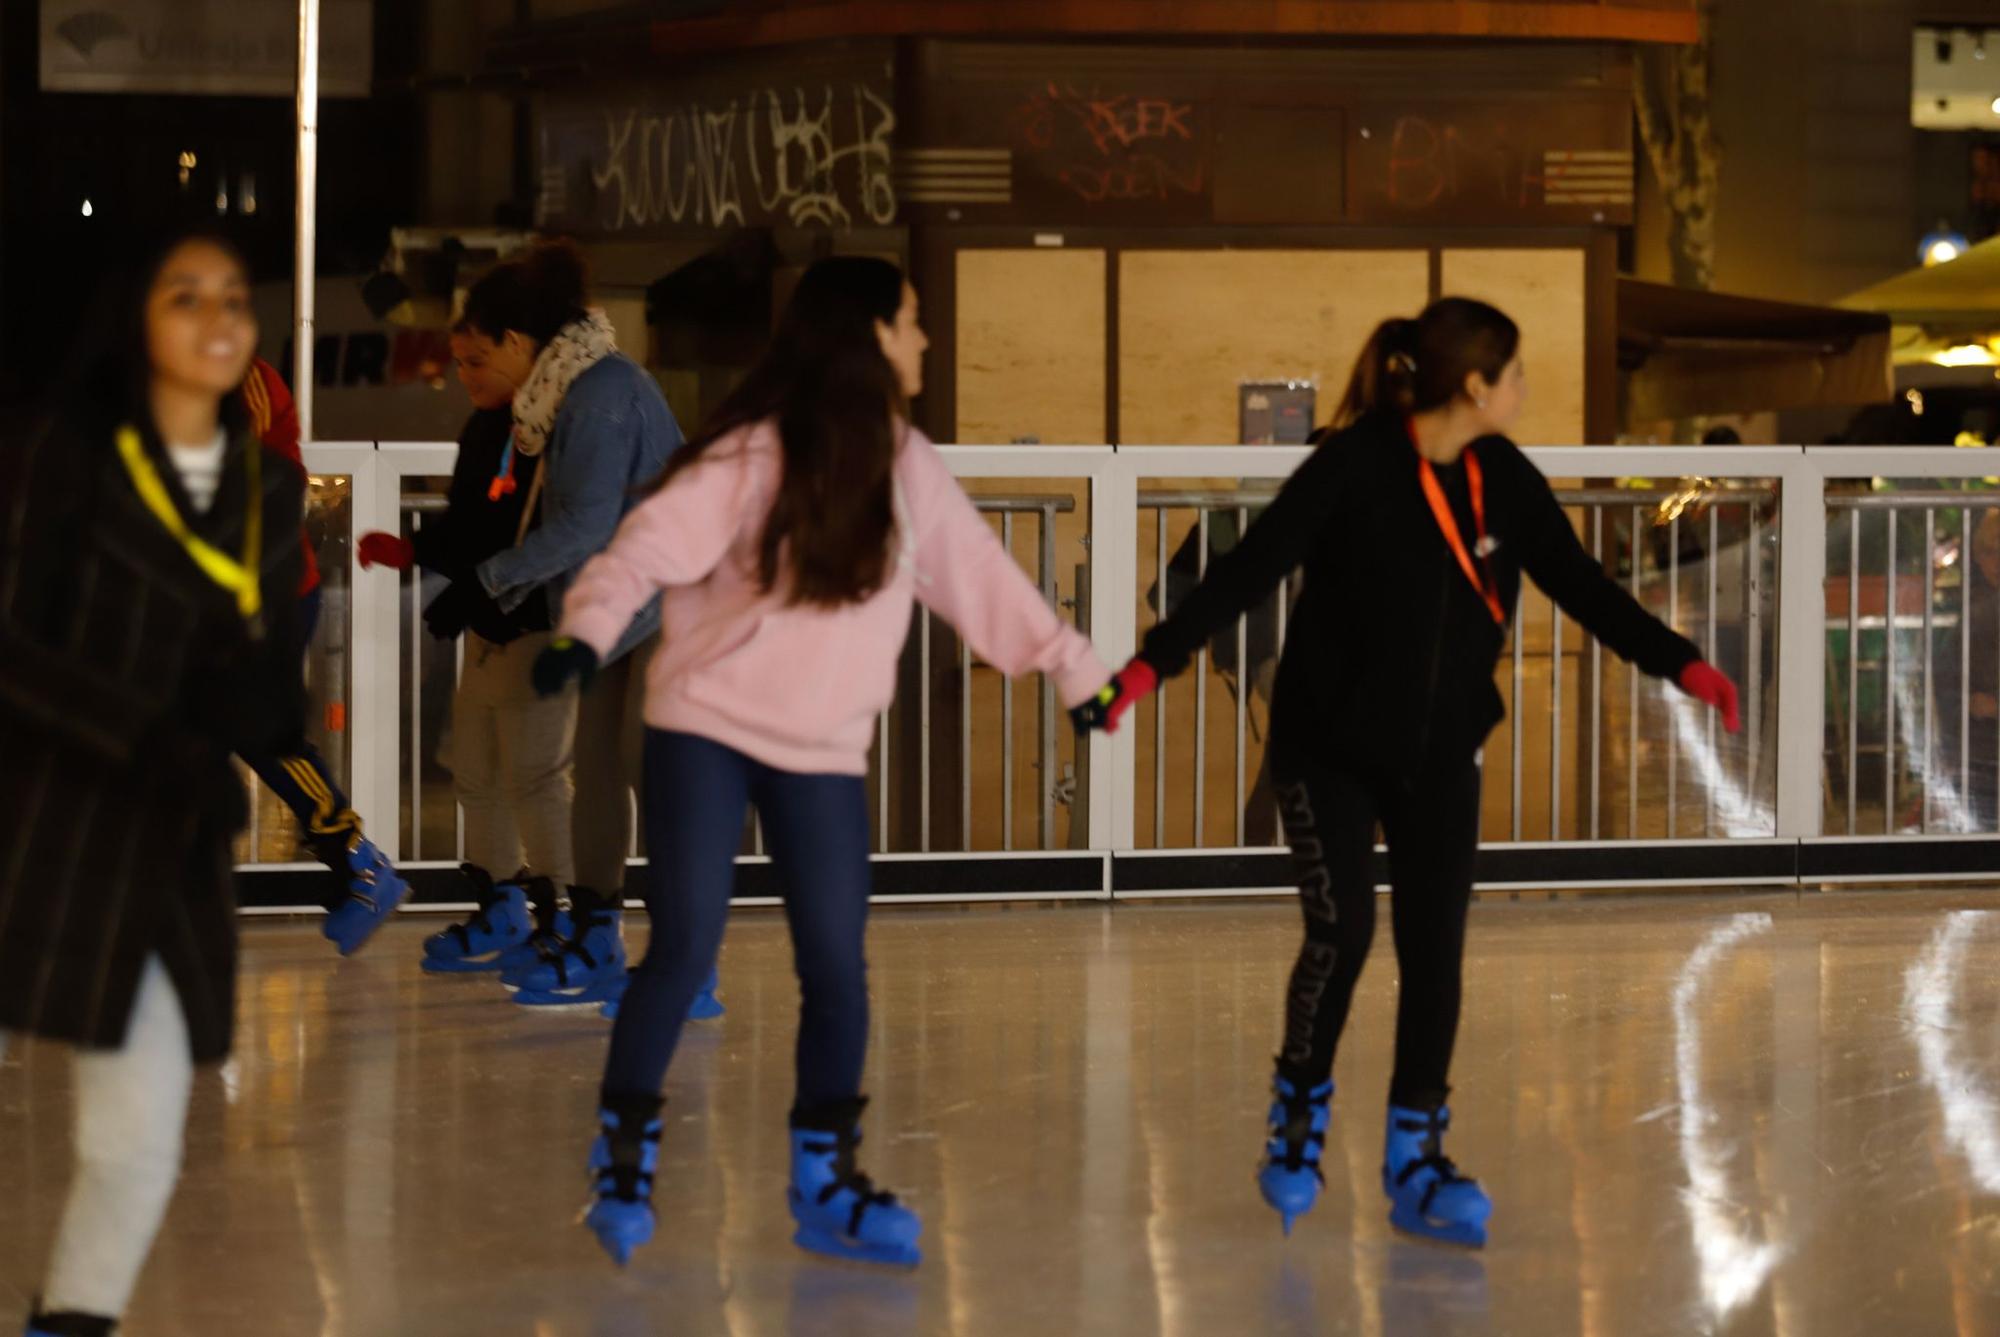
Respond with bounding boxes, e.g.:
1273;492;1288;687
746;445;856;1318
413;407;550;643
1139;411;1701;779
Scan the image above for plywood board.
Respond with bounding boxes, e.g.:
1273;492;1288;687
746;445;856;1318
1439;248;1587;446
956;249;1107;444
1119;250;1430;445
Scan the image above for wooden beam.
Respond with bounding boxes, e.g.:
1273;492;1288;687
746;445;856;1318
648;2;1701;57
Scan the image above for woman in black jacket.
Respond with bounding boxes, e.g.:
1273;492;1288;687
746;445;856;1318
1077;298;1739;1248
0;228;304;1335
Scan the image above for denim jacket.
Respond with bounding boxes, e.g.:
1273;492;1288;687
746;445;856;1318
475;352;682;665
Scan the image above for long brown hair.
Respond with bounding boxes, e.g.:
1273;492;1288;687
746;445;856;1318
651;256;907;608
1334;297;1520;430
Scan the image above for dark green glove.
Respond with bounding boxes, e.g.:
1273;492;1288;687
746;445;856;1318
531;636;599;698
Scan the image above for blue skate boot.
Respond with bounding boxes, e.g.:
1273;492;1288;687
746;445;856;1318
688;964;725;1020
787;1098;921;1267
597;969;627;1020
1257;1073;1334;1235
421;866;532;973
584;1093;664;1266
599;964;725;1021
512;888;626;1008
496;879;569;987
1383;1103;1492;1248
319;835;411;957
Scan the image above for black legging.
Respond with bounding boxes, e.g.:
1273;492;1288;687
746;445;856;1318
1271;752;1481;1111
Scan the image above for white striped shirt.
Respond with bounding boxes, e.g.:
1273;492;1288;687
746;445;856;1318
167;432;227;513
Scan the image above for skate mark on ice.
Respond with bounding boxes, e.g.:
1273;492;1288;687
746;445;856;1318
1672;912;1784;1324
1903;910;2000;1194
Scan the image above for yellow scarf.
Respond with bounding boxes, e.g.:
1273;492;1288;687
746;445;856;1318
114;424;262;626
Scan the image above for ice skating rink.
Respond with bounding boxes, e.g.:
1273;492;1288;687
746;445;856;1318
3;891;1998;1336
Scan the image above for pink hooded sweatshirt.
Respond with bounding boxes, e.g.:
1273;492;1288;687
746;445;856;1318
559;420;1109;776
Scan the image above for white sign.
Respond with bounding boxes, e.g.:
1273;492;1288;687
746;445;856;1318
40;0;372;97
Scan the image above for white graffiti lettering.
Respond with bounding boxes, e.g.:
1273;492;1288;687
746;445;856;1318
587;84;895;232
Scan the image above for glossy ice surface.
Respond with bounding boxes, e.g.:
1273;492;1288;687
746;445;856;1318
3;892;1997;1336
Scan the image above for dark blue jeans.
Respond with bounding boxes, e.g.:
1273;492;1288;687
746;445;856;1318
602;730;872;1113
241;587;361;880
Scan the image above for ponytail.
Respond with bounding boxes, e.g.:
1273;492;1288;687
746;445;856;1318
1333;298;1520;430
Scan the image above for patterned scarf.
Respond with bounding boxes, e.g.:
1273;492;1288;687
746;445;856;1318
512;310;618;457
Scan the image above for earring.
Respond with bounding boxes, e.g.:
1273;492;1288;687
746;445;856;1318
1477;397;1488;409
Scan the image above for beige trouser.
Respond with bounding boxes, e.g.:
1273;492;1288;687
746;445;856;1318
0;956;191;1321
448;630;577;885
571;633;657;896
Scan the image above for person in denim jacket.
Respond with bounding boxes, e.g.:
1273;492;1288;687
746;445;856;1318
431;241;708;1012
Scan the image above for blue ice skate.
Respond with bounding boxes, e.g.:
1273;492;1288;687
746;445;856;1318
788;1099;921;1267
512;897;625;1008
688;964;725;1020
421;867;532;973
1257;1075;1334;1235
598;964;725;1021
320;836;410;957
597;970;626;1019
584;1098;663;1267
496;885;570;987
1382;1104;1492;1248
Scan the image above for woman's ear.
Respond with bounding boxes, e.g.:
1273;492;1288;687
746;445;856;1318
1463;369;1490;408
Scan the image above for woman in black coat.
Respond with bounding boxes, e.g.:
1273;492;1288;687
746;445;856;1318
0;228;302;1336
1078;298;1741;1249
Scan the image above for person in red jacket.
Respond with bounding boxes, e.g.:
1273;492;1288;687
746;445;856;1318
237;357;409;954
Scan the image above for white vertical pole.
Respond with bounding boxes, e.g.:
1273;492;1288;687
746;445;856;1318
1775;453;1826;839
1088;453;1139;864
294;0;321;441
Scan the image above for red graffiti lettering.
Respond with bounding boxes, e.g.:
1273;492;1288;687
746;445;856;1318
1016;82;1206;208
1058;155;1207;204
1381;115;1534;211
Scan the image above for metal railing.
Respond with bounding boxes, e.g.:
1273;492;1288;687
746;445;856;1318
247;441;2000;897
1826;487;2000;837
1137;483;1781;848
392;487;1083;861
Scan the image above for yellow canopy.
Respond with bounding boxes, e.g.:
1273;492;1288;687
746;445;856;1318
1841;236;2000;330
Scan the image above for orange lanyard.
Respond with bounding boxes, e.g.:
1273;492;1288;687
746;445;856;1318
1411;427;1506;627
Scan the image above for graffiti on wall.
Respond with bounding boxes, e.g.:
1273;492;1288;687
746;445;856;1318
1013;82;1206;206
1351;105;1634;221
558;83;897;233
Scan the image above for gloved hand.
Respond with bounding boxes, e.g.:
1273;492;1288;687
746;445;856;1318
423;580;497;640
357;531;413;571
1070;659;1160;734
532;636;600;698
1677;659;1741;734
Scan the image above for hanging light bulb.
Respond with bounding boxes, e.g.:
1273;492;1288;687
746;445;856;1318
80;198;93;217
1922;221;1971;265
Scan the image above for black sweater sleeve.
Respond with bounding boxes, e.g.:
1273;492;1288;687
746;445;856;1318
410;464;481;578
1499;440;1701;680
1139;441;1351;678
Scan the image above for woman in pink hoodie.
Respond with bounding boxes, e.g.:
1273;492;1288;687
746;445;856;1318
532;257;1108;1269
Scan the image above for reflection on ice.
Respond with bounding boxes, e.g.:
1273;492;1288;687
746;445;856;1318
1672;912;1783;1321
1903;910;2000;1193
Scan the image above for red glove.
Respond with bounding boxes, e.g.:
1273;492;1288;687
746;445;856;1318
1071;659;1160;734
358;531;413;571
1678;660;1740;734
